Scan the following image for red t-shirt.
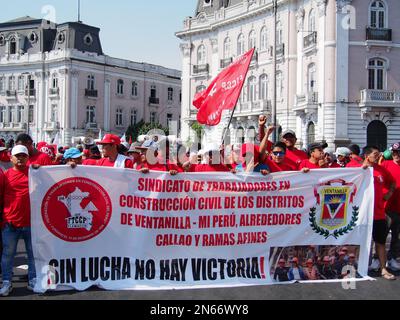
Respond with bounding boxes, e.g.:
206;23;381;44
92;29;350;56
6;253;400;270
190;164;230;172
347;162;395;220
329;162;342;168
382;160;400;213
298;159;326;170
0;151;10;163
96;157;134;169
3;168;31;228
0;168;4;211
82;159;100;166
348;156;363;167
27;151;53;166
264;158;294;173
285;149;308;170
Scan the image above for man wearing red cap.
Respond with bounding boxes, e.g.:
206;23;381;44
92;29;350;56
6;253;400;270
96;134;133;169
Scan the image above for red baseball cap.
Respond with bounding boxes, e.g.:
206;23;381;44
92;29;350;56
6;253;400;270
97;134;121;146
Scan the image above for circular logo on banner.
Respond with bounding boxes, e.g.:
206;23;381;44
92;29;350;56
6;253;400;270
41;177;112;242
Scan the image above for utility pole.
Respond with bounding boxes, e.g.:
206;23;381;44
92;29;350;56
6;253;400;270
272;0;278;143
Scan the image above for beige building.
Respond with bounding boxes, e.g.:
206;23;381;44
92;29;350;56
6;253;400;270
0;17;181;145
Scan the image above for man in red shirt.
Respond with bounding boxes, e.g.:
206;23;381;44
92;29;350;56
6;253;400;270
382;142;400;271
186;144;230;172
82;146;102;166
258;115;307;170
0;145;36;296
348;144;363;167
15;134;53;166
96;134;133;169
298;142;329;171
347;145;396;280
263;142;295;173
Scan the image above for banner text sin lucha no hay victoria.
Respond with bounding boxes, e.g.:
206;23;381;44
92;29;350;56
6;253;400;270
30;167;374;292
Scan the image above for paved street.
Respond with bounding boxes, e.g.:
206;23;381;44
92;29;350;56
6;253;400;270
2;241;400;301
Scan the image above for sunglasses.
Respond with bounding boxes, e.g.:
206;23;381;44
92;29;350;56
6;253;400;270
272;152;286;157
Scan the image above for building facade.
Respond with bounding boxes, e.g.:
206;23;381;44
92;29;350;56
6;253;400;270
0;17;181;145
177;0;400;151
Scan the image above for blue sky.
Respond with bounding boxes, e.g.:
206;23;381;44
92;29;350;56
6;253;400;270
0;0;196;70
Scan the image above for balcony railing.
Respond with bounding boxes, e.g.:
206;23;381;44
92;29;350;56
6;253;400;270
25;89;36;97
304;32;317;49
366;28;392;41
49;87;60;95
85;89;98;97
193;64;209;74
360;89;400;108
220;57;233;69
85;122;98;129
44;122;60;130
6;90;16;97
276;43;285;56
296;92;318;105
149;97;160;105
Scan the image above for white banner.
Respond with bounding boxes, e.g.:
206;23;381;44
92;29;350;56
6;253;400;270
30;167;374;292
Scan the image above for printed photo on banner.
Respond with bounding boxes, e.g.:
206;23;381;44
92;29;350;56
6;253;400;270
269;245;361;282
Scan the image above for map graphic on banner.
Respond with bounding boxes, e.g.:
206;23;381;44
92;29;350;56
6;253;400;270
30;167;374;293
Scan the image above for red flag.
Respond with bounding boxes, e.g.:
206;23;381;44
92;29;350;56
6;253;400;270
194;48;255;126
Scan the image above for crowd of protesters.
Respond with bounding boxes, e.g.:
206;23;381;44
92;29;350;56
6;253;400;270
273;246;361;282
0;113;399;295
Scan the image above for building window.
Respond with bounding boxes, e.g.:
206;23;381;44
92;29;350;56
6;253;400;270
260;74;268;100
370;0;386;28
248;76;257;102
86;106;96;124
131;81;138;97
307;122;316;144
237;33;245;56
167;113;173;127
309;9;316;32
18;76;24;91
130;109;137;126
0;77;4;93
117;79;124;95
223;37;231;59
8;76;15;91
150;112;156;124
9;106;14;123
197;45;206;65
116;108;123;126
179;91;182;103
260;27;268;51
0;106;5;123
168;87;174;101
248;30;256;50
28;105;34;123
87;75;95;90
17;106;23;123
276;21;283;45
196;85;206;93
308;63;317;92
10;38;17;55
150;85;157;98
368;58;386;90
50;105;58;122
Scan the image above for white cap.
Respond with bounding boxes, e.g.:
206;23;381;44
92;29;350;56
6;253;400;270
334;147;351;157
12;145;29;156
